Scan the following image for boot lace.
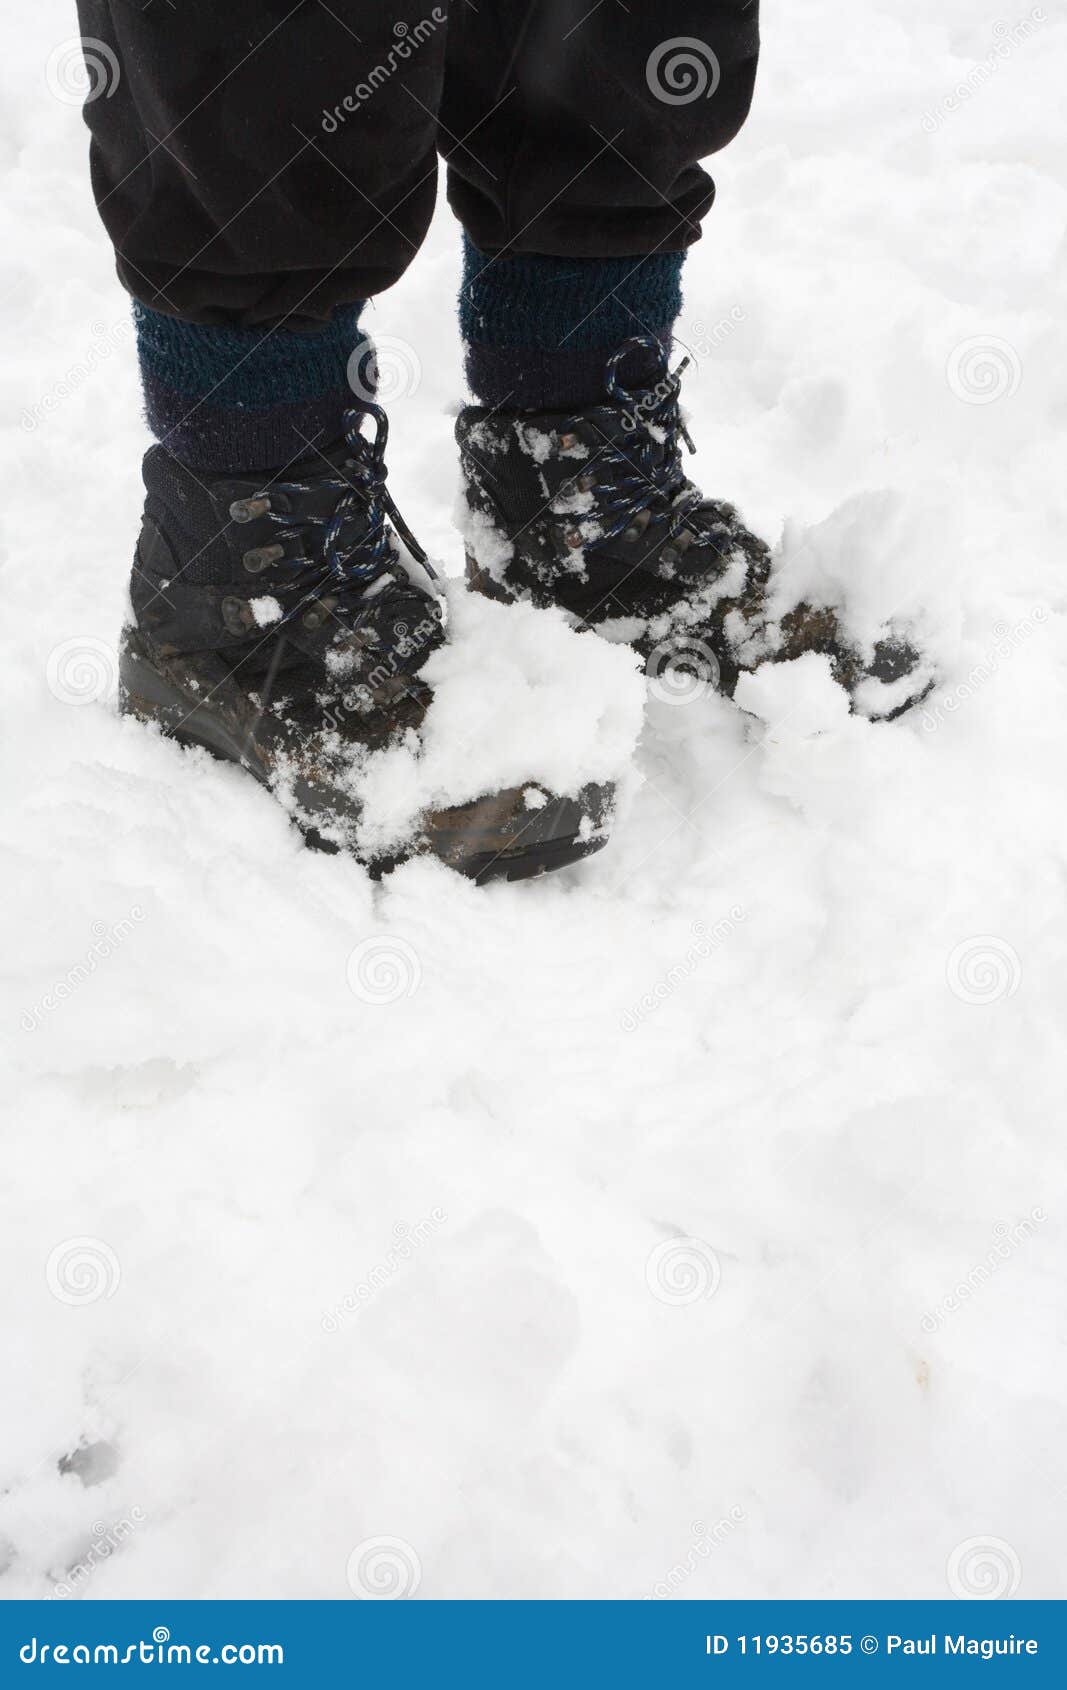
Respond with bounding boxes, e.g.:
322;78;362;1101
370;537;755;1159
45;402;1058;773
236;402;436;625
577;336;709;550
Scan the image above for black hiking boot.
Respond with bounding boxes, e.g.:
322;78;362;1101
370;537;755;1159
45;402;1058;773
457;338;932;722
120;404;612;881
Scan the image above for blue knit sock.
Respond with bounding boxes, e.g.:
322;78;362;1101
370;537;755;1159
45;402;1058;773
134;303;370;471
459;236;685;412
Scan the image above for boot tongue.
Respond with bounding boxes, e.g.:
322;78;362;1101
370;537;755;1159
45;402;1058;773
280;418;381;488
286;413;380;478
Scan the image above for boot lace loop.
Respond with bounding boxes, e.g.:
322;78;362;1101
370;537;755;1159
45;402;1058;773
254;403;434;620
576;336;708;549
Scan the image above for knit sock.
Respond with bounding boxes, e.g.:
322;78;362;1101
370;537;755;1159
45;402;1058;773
459;236;685;413
134;303;370;472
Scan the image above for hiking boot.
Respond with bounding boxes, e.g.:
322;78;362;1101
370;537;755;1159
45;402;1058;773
120;403;612;880
457;338;932;721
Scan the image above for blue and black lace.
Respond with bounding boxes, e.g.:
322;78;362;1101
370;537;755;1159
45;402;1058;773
228;402;435;625
571;336;710;552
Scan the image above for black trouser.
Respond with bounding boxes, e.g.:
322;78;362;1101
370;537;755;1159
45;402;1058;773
76;1;759;330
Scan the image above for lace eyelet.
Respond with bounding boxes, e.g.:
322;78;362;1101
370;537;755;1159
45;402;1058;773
243;544;285;573
228;495;270;523
221;596;253;635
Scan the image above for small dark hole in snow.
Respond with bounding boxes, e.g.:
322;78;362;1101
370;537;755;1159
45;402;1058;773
58;1441;120;1488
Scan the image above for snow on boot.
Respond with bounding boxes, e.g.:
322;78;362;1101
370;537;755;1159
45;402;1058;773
120;404;612;880
457;338;932;722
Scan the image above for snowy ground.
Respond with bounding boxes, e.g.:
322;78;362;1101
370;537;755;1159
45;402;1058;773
2;0;1065;1601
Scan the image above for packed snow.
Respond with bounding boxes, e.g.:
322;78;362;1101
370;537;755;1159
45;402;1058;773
2;0;1064;1602
348;588;644;855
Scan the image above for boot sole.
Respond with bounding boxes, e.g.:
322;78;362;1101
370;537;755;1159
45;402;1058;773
465;553;517;605
119;627;610;884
